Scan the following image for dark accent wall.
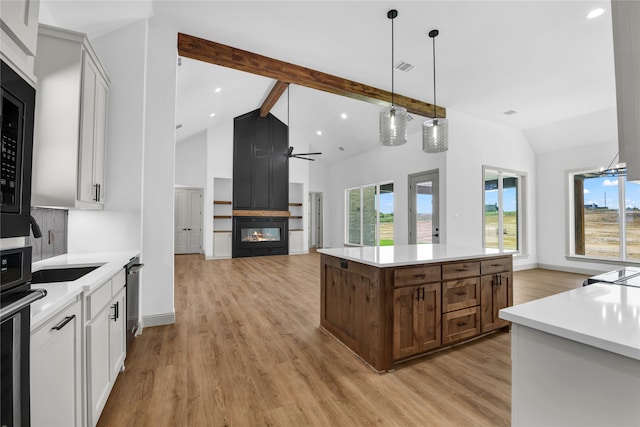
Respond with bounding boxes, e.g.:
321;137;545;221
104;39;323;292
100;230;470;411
233;109;289;211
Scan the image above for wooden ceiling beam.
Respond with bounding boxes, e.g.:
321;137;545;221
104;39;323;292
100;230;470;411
260;80;289;117
178;33;446;119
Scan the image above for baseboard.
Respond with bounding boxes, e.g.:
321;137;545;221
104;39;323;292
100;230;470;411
535;263;605;276
513;263;538;272
143;312;176;328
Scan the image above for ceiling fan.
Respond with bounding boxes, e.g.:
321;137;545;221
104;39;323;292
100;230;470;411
286;146;322;161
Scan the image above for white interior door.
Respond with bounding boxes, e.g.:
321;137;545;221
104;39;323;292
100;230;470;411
174;188;203;254
408;170;440;244
309;192;323;248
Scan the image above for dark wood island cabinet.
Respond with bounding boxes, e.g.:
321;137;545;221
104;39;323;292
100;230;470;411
319;245;513;372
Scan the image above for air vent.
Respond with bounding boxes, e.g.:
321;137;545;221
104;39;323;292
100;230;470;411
178;57;182;67
503;110;518;115
176;124;183;129
395;61;415;72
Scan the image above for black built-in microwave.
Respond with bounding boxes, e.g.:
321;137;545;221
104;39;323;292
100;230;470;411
1;59;35;238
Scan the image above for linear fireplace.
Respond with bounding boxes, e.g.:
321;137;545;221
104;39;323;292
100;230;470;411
233;216;288;258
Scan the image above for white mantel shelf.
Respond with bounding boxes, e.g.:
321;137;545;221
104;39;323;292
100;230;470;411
318;244;508;268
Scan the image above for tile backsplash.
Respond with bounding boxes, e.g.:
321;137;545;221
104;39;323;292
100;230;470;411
27;207;68;262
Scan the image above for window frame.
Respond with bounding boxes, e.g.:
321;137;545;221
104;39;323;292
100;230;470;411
344;181;394;247
566;165;637;263
482;165;527;256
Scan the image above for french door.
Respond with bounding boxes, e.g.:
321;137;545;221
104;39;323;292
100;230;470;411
174;188;203;254
408;170;440;244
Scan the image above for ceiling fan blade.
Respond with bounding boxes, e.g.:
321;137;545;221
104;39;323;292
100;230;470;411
291;155;316;161
292;152;322;156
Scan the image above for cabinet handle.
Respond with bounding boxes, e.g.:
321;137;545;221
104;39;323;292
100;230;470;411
111;302;119;321
414;274;426;279
422;287;425;301
457;321;468;327
48;230;53;245
115;301;119;320
491;263;502;267
455;291;468;296
456;268;469;272
51;315;76;331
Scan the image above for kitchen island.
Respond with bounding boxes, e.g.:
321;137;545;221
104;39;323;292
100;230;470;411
318;244;513;371
500;283;640;426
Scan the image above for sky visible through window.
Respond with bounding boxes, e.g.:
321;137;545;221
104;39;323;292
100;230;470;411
485;188;518;212
584;177;640;209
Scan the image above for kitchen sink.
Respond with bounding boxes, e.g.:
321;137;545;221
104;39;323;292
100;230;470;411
31;265;102;284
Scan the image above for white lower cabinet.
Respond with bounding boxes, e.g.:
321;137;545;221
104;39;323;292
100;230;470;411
31;297;83;427
289;230;304;254
213;232;232;258
86;269;126;427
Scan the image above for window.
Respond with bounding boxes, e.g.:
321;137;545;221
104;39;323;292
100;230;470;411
569;167;639;262
345;182;394;246
483;166;526;253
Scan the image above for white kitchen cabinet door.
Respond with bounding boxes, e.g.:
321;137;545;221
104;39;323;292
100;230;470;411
31;298;82;427
109;288;126;381
78;51;108;204
174;188;203;254
0;0;40;56
87;305;111;427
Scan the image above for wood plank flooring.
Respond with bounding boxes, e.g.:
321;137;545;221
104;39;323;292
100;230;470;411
97;253;588;427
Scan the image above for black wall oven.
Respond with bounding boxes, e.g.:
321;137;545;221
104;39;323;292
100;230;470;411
1;59;35;238
1;247;46;427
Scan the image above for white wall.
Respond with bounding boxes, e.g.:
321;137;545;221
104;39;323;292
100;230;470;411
67;20;147;253
536;141;622;274
444;109;537;269
139;16;177;326
321;109;537;270
175;130;206;187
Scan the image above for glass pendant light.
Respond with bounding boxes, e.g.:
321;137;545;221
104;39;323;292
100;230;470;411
423;29;448;153
380;9;408;146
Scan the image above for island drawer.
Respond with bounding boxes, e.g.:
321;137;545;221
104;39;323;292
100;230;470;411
442;261;480;280
443;278;480;312
394;265;441;287
481;257;512;275
442;306;480;344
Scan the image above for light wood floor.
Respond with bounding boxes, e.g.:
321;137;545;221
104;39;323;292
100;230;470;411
97;253;588;427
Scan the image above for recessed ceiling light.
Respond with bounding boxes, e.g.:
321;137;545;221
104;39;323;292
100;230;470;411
209;113;216;117
587;8;605;20
214;87;222;93
341;113;347;119
316;130;322;136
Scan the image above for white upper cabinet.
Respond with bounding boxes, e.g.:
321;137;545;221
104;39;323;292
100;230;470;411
0;0;40;84
611;1;640;181
32;24;110;209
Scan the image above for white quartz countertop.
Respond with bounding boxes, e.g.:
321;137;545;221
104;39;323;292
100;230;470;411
30;251;139;330
317;244;508;268
500;283;640;360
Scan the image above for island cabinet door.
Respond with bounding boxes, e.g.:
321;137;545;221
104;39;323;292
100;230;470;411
393;283;441;361
480;272;511;333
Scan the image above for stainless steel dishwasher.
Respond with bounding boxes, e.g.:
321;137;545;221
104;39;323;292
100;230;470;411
125;256;144;351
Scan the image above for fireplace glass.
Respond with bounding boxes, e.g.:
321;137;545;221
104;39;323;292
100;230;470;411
241;227;281;242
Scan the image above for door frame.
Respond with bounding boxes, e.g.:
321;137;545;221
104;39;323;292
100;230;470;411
309;192;323;249
408;170;440;244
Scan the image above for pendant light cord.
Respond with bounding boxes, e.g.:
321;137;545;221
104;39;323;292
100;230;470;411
391;15;395;107
432;33;436;119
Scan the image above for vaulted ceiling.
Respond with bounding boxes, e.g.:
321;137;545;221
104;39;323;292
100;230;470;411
40;1;617;164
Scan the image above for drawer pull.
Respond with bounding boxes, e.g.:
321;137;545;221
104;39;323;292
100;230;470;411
455;291;468;296
491;263;503;267
51;315;76;331
414;274;426;279
457;321;468;327
455;268;469;272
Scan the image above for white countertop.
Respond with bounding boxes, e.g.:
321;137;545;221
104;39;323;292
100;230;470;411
317;244;507;268
500;283;640;360
30;251;139;330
